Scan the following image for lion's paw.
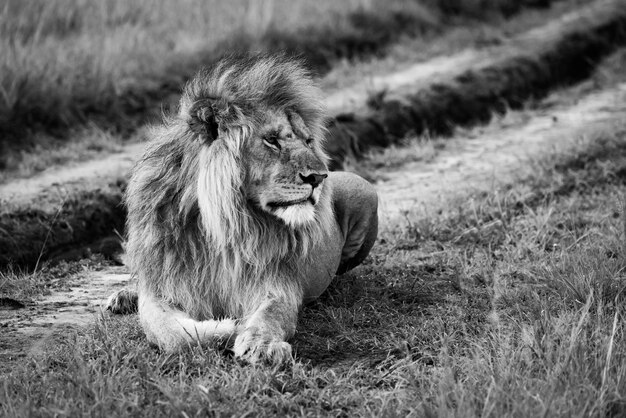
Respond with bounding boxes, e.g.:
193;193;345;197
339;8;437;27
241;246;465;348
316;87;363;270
233;328;293;364
105;289;138;315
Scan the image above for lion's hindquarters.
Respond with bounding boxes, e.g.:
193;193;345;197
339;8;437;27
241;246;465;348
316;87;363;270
329;171;379;275
138;290;239;352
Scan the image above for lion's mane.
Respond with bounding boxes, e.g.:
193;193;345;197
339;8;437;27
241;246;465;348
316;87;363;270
125;54;335;321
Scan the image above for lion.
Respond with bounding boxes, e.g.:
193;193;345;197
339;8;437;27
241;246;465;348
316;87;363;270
106;54;378;363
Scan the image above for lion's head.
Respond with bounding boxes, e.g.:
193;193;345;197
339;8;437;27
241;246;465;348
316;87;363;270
180;54;332;229
125;54;335;320
243;108;328;226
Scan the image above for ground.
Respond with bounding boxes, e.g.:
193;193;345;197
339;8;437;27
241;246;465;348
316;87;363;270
1;1;626;417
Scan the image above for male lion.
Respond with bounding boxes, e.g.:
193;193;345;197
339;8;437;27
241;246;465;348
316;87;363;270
107;54;378;363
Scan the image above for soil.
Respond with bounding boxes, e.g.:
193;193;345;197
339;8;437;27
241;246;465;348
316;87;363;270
377;86;626;221
0;266;130;367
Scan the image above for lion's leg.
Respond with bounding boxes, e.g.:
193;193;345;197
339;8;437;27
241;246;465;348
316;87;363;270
330;171;379;275
233;290;300;364
138;289;238;352
300;172;378;302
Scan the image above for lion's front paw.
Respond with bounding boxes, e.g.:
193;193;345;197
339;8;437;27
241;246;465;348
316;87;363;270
105;289;138;315
233;328;293;364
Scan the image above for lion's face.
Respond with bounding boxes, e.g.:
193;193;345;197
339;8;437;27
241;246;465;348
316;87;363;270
244;108;328;227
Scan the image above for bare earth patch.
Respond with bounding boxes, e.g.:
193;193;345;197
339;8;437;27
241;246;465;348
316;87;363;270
0;267;130;364
377;86;626;221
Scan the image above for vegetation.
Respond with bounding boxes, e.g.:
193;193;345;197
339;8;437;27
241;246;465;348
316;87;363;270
0;0;562;171
2;122;625;417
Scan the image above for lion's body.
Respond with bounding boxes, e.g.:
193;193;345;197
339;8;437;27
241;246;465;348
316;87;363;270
113;54;378;362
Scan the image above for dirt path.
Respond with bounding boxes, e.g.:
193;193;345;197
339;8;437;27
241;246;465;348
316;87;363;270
0;266;130;363
0;48;491;209
377;86;626;223
2;83;624;361
324;49;492;112
323;0;612;114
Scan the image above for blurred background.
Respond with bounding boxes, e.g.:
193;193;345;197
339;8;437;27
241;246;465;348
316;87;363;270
0;0;578;179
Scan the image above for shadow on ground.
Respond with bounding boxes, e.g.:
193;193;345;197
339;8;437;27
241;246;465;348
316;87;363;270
293;258;492;369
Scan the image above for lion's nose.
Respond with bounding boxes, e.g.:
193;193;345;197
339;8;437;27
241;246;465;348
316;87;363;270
299;172;328;188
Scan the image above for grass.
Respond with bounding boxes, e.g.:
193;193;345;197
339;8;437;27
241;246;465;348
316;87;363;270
343;134;444;183
0;257;113;301
362;136;442;169
0;0;431;156
2;119;625;416
12;125;125;176
0;0;568;174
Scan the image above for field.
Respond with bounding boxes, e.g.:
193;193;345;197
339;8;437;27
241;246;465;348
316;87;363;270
1;0;626;416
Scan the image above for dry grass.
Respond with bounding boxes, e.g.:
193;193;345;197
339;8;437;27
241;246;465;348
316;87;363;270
0;0;430;143
344;134;444;183
2;118;625;417
363;136;442;169
0;0;564;174
12;125;124;176
0;257;106;300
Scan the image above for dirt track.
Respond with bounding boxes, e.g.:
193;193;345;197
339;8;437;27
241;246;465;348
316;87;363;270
378;86;626;220
0;267;129;361
325;0;626;167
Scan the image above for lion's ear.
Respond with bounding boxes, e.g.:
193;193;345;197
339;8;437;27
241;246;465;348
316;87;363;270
188;99;220;143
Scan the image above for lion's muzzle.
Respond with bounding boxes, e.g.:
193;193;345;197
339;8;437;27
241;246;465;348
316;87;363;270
299;172;327;188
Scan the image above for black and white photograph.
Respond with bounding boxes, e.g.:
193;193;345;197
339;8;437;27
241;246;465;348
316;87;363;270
1;0;625;416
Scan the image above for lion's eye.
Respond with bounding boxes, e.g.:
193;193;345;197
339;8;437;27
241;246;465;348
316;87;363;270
263;134;281;150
